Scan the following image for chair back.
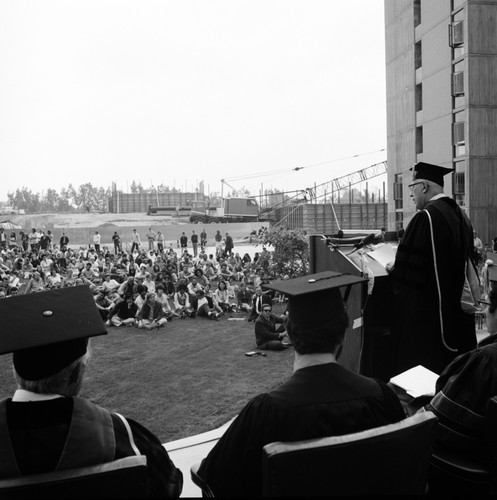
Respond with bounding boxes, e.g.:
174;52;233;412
484;395;497;494
262;412;438;497
430;395;497;496
0;455;148;499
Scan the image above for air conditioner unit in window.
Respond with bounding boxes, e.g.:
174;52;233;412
452;72;464;96
449;21;464;47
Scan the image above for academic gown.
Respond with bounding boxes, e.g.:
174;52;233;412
423;334;497;495
427;333;497;444
0;397;183;498
390;196;477;375
198;362;405;497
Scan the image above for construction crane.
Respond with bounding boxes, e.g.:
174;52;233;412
220;179;240;198
265;161;387;216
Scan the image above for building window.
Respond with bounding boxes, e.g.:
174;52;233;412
452;60;465;108
453;161;466;206
453;122;465;146
414;0;421;27
450;12;465;59
453;110;465;157
416;126;423;154
393;173;403;210
452;71;464;96
453;172;465;195
395;212;404;231
415;41;422;69
415;83;423;111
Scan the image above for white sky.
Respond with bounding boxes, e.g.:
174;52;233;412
0;0;387;201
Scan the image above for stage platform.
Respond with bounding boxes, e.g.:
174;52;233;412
164;417;235;497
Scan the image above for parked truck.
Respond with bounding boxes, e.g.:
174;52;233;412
189;197;260;223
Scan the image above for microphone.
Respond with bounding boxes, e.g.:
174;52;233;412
320;235;340;251
354;233;376;250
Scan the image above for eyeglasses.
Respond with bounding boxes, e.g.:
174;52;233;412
263;309;272;313
408;181;424;192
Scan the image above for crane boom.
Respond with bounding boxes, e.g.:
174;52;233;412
220;178;239;198
267;161;387;213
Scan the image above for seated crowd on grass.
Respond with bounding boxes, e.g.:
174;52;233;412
0;229;284;330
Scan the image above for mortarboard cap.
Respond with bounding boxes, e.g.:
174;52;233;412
0;286;107;380
264;271;366;328
410;162;453;187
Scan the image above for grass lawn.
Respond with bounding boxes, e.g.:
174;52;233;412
0;302;294;444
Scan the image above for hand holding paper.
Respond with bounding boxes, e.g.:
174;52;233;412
390;365;438;398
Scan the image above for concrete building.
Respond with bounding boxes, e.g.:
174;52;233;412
384;0;497;244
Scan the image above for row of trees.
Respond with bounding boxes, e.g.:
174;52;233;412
7;181;214;213
6;181;288;214
7;184;110;213
129;181;185;194
7;180;384;214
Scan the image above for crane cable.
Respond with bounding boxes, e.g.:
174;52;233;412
222;148;386;183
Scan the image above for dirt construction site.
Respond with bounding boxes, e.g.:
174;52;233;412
4;212;265;249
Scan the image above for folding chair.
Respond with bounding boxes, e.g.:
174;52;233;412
262;412;438;496
0;455;148;499
430;396;497;496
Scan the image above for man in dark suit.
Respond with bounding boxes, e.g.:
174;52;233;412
179;232;188;251
59;232;69;249
247;286;271;322
254;304;288;351
224;232;234;256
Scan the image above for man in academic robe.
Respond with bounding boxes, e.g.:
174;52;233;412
197;273;405;497
387;162;477;375
0;287;182;497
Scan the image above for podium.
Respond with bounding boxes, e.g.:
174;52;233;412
310;235;398;381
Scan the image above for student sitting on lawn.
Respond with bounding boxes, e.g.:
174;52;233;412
156;285;178;320
237;282;253;314
213;280;236;313
195;289;223;320
110;295;138;327
173;288;195;319
137;292;168;330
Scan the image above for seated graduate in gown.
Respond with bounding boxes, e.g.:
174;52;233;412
0;286;183;498
197;272;406;497
423;286;497;455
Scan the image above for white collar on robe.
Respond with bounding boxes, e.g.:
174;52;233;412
12;389;64;402
429;193;449;201
293;352;337;373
